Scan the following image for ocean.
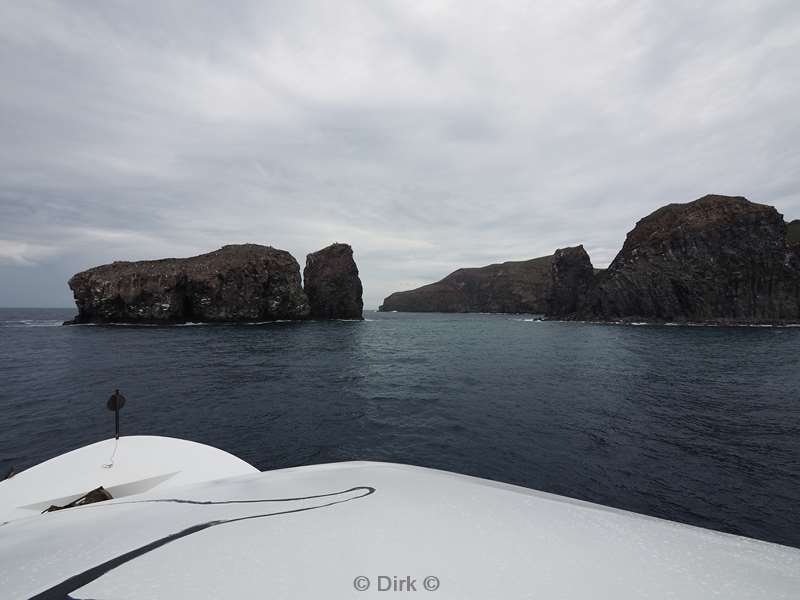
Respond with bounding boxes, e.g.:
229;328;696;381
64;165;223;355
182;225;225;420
1;307;798;547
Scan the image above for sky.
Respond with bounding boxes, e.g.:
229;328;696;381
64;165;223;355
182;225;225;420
1;1;799;308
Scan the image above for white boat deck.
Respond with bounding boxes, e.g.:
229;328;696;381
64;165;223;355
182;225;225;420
0;436;257;522
0;437;798;599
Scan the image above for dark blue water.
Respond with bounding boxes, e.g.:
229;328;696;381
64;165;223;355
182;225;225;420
1;308;799;547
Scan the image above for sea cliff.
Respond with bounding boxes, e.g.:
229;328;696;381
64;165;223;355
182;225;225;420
381;194;800;324
304;243;364;320
575;195;800;323
66;243;364;324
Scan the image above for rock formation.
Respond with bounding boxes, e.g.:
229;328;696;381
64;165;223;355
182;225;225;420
546;245;595;317
303;243;364;319
379;255;553;313
788;219;800;246
379;196;799;323
577;195;800;322
66;244;309;324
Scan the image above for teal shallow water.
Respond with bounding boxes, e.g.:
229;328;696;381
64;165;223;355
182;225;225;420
1;308;798;547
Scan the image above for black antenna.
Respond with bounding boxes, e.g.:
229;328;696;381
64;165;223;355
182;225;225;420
106;389;127;439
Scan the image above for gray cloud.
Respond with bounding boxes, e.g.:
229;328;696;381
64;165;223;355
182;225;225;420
1;0;799;308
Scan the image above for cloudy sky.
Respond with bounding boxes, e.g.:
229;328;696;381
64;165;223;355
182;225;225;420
1;1;799;308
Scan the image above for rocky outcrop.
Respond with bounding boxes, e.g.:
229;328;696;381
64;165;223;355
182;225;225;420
303;243;363;319
379;255;553;313
67;244;309;324
578;195;800;322
379;195;799;322
546;245;595;317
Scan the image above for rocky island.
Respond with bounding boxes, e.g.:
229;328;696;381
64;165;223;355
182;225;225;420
379;255;554;313
380;194;800;324
303;243;364;320
66;243;363;324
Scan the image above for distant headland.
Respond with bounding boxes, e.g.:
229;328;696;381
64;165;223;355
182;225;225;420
380;195;800;325
64;243;363;324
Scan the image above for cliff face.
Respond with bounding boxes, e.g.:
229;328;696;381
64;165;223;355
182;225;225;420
303;243;364;319
67;244;309;324
579;195;800;322
788;219;800;246
546;245;595;317
379;255;553;313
